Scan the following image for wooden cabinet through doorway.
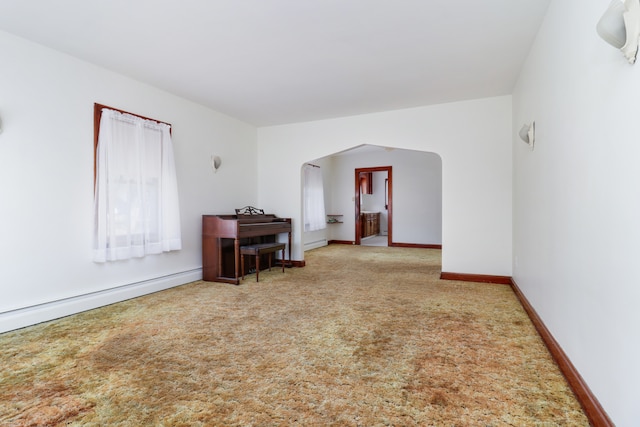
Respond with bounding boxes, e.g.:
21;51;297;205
361;212;380;238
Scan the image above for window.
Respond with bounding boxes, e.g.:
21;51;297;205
303;164;326;232
93;104;181;262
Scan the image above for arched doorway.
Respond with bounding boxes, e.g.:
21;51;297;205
301;144;442;252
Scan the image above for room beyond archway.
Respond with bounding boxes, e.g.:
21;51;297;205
301;145;442;252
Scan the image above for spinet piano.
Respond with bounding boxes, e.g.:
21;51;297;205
202;210;292;284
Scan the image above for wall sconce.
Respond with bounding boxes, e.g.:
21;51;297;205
519;122;535;150
597;0;640;64
0;115;3;134
211;155;222;173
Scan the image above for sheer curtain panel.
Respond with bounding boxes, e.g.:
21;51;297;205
93;108;182;262
303;164;326;232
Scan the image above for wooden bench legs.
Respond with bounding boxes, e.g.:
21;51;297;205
240;243;286;282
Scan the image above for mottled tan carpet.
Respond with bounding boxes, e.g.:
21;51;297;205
0;245;588;426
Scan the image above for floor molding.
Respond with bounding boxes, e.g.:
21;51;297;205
391;243;442;249
440;271;511;285
510;279;613;427
328;240;442;249
328;240;355;245
286;260;306;268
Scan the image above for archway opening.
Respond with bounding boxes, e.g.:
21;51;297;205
301;144;442;253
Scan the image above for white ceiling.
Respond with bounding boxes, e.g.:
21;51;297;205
0;0;550;126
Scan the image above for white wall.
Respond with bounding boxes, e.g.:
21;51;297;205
512;1;640;425
257;96;512;276
0;31;257;332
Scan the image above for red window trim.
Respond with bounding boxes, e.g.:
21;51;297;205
93;103;172;186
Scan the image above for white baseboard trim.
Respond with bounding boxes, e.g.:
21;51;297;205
304;239;328;251
0;269;202;334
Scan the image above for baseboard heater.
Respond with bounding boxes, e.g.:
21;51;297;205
304;239;328;251
0;269;202;334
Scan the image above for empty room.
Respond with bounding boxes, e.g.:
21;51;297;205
0;1;638;425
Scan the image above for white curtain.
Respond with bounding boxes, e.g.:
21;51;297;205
303;164;326;232
93;108;182;262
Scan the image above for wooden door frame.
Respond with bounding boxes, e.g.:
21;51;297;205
355;166;392;245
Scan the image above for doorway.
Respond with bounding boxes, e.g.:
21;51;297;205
355;166;392;246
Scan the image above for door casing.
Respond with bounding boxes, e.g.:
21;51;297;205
355;166;392;245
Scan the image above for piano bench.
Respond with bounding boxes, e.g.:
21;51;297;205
240;243;286;282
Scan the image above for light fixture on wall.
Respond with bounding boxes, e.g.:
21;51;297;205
0;114;3;134
597;0;640;64
519;122;535;150
211;155;222;173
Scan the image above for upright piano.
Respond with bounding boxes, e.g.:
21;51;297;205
202;210;292;284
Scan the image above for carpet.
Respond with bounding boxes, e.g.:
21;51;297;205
0;245;588;426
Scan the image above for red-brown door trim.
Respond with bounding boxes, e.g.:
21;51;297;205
355;166;392;246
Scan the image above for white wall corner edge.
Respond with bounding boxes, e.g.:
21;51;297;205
0;269;203;334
